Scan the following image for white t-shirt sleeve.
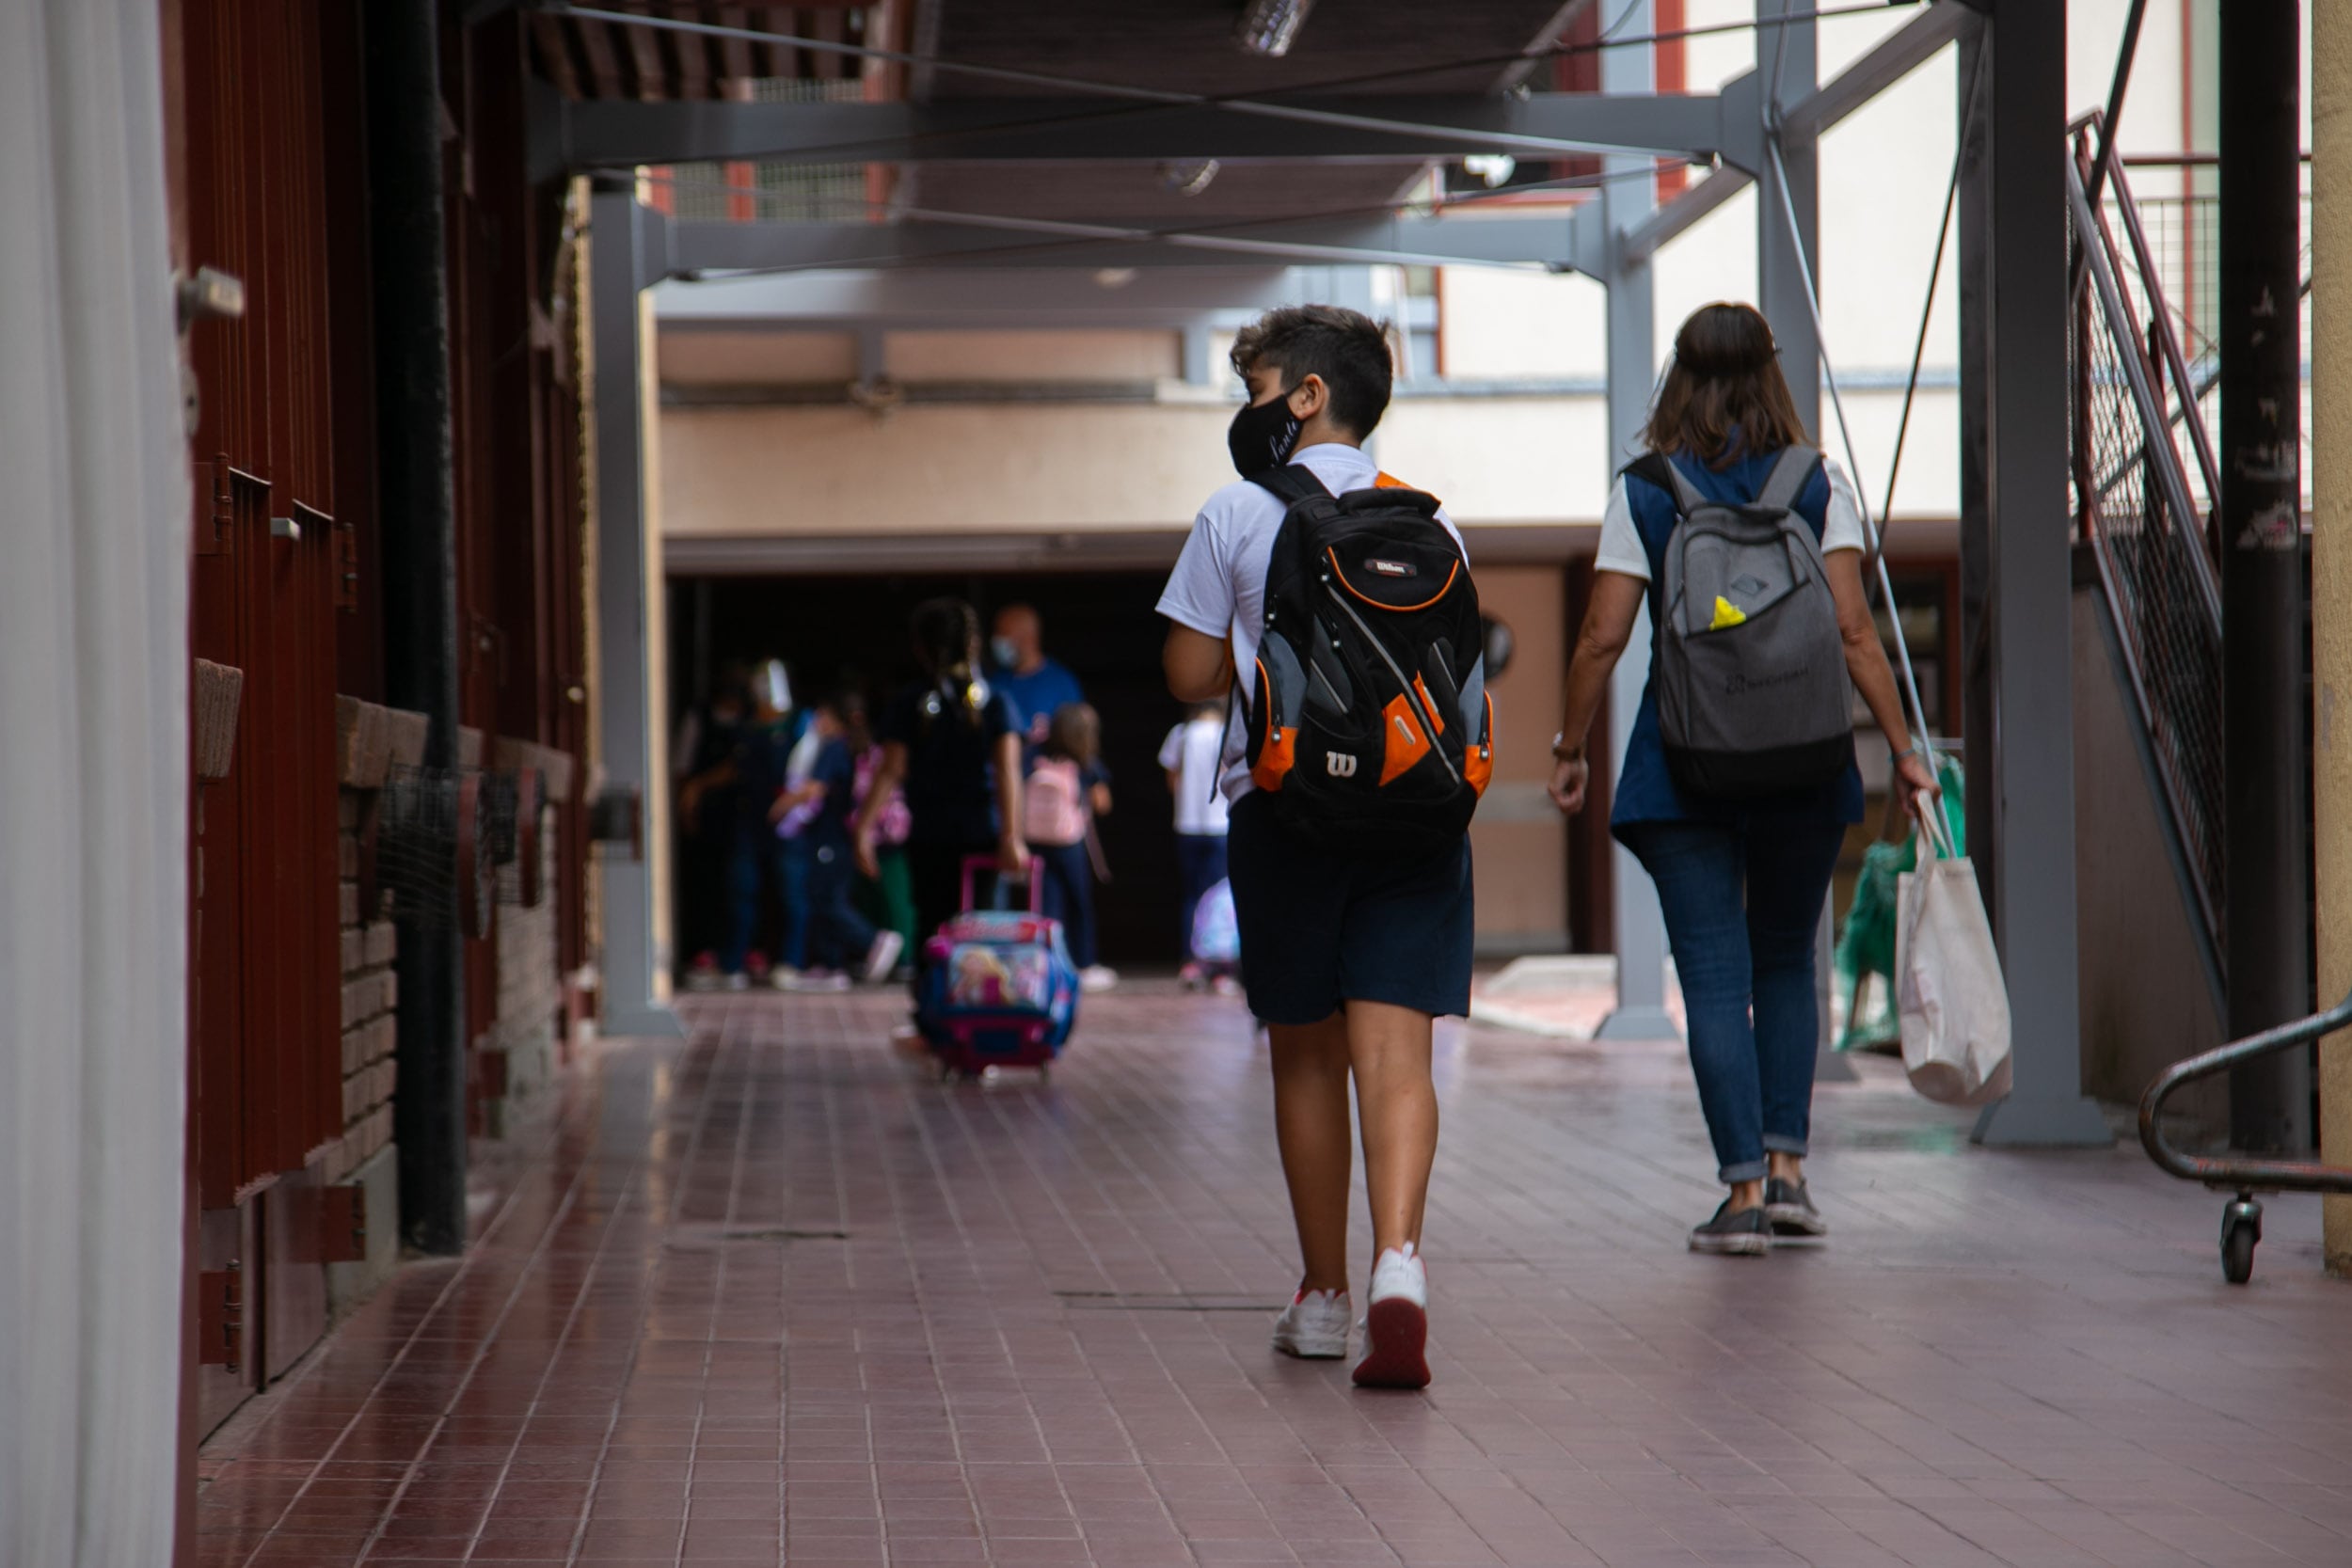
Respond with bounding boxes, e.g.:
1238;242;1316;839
1156;510;1234;641
1156;725;1184;771
1820;456;1867;556
1593;475;1651;581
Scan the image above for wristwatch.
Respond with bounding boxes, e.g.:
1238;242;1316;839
1551;731;1585;763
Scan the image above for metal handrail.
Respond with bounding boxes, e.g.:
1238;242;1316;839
2139;990;2352;1195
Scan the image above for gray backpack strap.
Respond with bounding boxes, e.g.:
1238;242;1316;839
1756;445;1820;513
1657;453;1710;516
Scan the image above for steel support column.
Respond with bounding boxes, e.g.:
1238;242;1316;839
1595;0;1677;1043
1971;0;2110;1147
368;0;469;1253
2220;0;2312;1152
590;185;685;1039
2312;0;2352;1270
1957;10;1995;953
1755;0;1855;1084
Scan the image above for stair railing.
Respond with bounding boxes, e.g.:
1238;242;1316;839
2065;120;2227;962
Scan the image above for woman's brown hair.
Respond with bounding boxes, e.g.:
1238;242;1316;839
1642;302;1810;468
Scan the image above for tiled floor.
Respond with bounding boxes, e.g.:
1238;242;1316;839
199;985;2352;1567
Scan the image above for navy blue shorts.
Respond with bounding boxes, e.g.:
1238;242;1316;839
1225;792;1475;1027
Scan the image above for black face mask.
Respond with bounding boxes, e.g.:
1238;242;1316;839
1227;388;1303;479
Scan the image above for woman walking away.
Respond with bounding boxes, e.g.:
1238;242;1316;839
1025;703;1114;988
854;600;1029;961
1549;301;1937;1257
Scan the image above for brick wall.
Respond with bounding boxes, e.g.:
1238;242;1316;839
319;697;424;1186
479;737;574;1134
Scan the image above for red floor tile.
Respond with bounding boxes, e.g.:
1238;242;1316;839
199;987;2352;1566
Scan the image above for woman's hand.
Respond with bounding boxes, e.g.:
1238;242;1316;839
1894;751;1941;819
1549;753;1593;816
853;827;882;880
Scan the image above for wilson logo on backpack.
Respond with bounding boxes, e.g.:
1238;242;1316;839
1633;445;1854;798
1240;463;1494;855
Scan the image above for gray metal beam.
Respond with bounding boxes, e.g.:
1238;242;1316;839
665;214;1582;277
588;185;686;1040
1592;0;1677;1045
1780;0;1971;143
1754;0;1854;1085
655;265;1300;328
1622;166;1751;263
547;89;1740;169
1969;0;2108;1147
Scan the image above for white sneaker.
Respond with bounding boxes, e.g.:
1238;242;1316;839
1269;1288;1350;1359
724;973;750;992
1352;1243;1430;1389
863;929;906;984
783;970;850;993
1080;965;1119;993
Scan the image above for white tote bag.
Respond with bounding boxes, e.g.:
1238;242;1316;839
1893;799;2013;1106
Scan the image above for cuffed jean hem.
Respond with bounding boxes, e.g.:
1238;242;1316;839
1720;1159;1770;1184
1763;1133;1808;1156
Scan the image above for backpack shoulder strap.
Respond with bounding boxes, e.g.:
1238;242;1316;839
1756;445;1820;514
1625;451;1708;518
1249;464;1332;508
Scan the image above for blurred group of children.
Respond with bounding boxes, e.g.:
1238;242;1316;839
675;659;911;993
677;604;1239;999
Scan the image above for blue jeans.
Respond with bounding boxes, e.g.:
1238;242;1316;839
804;838;878;973
1620;816;1847;1184
1031;840;1097;969
723;832;813;975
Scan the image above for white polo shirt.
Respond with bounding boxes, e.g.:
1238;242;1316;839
1155;442;1466;804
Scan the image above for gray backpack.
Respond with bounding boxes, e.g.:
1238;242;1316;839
1644;446;1854;799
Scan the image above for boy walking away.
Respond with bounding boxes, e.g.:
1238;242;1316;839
1025;703;1118;992
771;698;904;990
1158;700;1232;990
1157;305;1494;1390
854;599;1030;962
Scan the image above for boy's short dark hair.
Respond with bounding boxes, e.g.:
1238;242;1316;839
1229;304;1394;438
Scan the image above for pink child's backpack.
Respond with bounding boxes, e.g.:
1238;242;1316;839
1023;757;1088;847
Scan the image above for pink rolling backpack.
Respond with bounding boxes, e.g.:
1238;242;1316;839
914;857;1079;1080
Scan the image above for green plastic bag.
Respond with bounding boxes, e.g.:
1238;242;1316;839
1834;753;1964;1052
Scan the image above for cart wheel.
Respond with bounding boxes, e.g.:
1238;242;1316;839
2221;1195;2263;1285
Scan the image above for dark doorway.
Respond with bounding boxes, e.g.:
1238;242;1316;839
669;568;1197;970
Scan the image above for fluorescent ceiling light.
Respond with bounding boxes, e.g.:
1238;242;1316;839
1235;0;1316;57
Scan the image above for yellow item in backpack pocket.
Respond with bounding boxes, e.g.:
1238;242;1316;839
1709;594;1748;630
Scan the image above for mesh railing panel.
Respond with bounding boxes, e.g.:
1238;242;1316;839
2102;182;2310;521
2073;179;2228;953
664;77;869;225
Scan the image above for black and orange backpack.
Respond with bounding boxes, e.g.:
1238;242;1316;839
1242;464;1493;855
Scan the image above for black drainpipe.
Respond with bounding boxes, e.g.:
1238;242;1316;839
366;0;469;1253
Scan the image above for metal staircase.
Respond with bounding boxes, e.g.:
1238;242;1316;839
2065;115;2228;970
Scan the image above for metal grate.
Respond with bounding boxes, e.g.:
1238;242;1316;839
2070;154;2227;959
2100;177;2311;522
376;766;492;939
663;77;869;225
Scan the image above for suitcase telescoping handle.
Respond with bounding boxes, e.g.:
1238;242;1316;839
961;854;1044;914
